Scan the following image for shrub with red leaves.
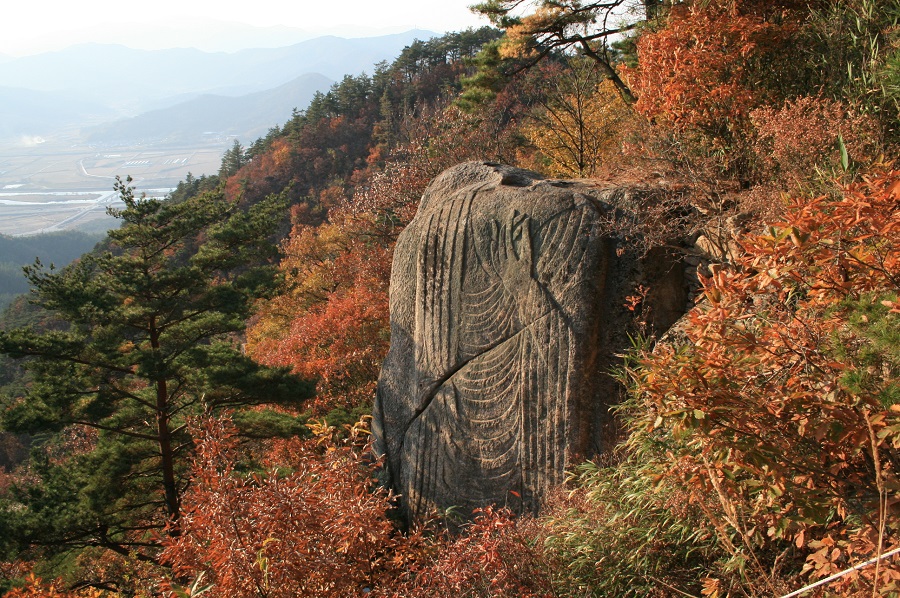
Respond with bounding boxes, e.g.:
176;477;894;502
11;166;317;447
161;417;401;598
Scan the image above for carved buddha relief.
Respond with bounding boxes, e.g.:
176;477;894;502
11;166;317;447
374;162;609;524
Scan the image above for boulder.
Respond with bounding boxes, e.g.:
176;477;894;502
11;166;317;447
373;162;687;525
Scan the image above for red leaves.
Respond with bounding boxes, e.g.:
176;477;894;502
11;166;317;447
387;507;554;598
164;418;552;597
250;264;390;410
161;417;399;598
620;0;811;180
247;220;393;411
629;169;900;589
627;2;797;138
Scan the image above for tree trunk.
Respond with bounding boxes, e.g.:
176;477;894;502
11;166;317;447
578;40;638;104
156;378;180;530
150;317;180;532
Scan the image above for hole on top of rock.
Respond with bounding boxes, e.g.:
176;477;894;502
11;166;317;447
500;173;533;187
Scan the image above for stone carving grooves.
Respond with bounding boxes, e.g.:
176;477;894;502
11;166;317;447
374;162;612;524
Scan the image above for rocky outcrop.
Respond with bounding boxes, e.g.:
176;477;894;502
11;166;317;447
373;162;689;525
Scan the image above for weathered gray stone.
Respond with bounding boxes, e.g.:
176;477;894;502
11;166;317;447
373;162;687;525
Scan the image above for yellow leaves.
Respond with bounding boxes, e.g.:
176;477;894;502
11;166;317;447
524;67;634;177
501;6;568;59
498;26;533;59
306;418;337;446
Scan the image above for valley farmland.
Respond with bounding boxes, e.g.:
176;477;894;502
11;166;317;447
0;139;228;235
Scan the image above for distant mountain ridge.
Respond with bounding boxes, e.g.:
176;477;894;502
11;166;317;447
0;31;434;113
0;30;435;143
85;73;334;144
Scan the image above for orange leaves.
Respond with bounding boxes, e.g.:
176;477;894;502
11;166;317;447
161;417;399;598
248;234;391;410
622;0;807;178
742;171;900;305
628;3;784;131
2;575;102;598
628;169;900;590
244;129;452;413
224;138;295;204
888;178;900;201
751;97;882;192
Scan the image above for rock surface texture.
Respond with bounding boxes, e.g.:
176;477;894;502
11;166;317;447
374;162;687;525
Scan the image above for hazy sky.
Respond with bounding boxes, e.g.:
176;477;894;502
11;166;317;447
2;0;489;56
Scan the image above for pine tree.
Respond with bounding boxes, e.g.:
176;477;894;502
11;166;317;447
218;139;247;178
0;178;313;570
469;0;646;105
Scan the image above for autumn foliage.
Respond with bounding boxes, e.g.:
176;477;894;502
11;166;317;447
523;61;634;177
751;96;881;191
247;230;392;409
170;6;900;594
246;98;527;414
624;0;810;177
623;170;900;594
161;416;402;597
386;507;554;598
3;2;900;595
3;576;103;598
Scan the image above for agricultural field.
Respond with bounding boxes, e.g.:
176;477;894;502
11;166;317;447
0;140;228;235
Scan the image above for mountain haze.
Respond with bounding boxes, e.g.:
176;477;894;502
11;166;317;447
0;31;435;115
85;73;334;143
0;30;436;144
15;19;336;55
0;87;113;138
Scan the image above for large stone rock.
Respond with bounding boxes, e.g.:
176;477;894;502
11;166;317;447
373;162;686;525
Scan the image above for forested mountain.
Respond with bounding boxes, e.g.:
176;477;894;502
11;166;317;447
1;2;898;596
0;231;104;311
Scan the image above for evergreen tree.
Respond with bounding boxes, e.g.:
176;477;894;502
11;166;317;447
469;0;644;105
0;178;313;570
218;139;247;178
